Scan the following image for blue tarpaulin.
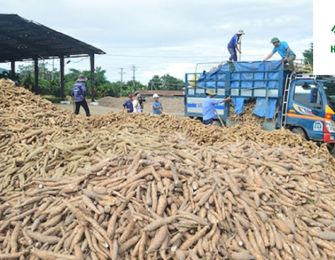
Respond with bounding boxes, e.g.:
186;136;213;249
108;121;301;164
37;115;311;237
233;97;246;115
196;60;284;118
253;98;278;119
197;60;282;89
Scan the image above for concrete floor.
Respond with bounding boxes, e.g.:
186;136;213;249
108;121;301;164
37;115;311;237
55;103;119;115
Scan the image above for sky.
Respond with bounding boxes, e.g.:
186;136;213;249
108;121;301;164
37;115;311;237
1;0;313;84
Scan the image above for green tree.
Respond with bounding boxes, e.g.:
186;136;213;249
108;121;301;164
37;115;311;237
148;75;162;90
17;63;184;98
21;73;33;90
94;67;108;86
65;67;110;97
17;64;34;90
95;82;122;97
303;43;313;66
161;74;184;90
124;80;147;94
148;74;184;90
18;63;60;95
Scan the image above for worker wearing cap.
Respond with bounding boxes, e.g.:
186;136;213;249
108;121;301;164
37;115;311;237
71;75;91;117
264;37;296;71
227;30;245;62
202;89;231;125
152;93;163;115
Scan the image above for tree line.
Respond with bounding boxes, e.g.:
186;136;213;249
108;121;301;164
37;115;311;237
11;64;184;98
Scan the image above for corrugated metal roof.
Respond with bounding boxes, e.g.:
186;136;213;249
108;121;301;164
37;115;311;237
0;14;105;63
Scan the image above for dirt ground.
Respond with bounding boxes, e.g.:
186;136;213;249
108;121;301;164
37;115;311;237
56;96;185;116
55;103;115;115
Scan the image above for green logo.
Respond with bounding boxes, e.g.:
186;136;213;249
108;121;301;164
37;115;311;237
331;25;335;53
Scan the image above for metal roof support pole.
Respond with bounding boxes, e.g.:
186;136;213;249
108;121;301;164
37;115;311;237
223;72;231;122
10;61;15;79
33;57;39;94
90;53;95;102
59;56;65;100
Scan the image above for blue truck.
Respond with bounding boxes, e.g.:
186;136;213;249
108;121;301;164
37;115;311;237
184;60;335;152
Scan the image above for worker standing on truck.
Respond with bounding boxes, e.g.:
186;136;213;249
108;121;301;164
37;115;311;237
227;30;245;62
202;89;231;125
264;37;296;71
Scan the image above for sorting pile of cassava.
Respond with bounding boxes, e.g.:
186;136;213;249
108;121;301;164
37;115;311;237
0;78;326;152
1;89;332;196
1;79;335;259
90;114;332;160
0;124;188;196
0;79;89;130
230;101;264;125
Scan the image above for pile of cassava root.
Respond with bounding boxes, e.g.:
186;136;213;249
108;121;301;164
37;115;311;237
0;79;335;260
228;101;264;126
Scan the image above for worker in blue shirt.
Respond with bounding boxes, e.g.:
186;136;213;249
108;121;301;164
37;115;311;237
152;93;163;115
72;75;91;116
227;30;245;62
264;37;296;71
123;94;134;113
202;89;231;125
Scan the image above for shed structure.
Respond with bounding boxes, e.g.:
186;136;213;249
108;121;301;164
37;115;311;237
0;14;105;99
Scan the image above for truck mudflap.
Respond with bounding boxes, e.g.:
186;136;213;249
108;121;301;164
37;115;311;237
329;144;335;155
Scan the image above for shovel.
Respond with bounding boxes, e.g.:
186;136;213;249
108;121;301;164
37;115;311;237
214;109;225;127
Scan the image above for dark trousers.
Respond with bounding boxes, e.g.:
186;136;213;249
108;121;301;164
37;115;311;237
74;99;91;116
284;55;296;71
228;47;237;61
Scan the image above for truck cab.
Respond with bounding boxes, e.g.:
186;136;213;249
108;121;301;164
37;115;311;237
285;75;335;149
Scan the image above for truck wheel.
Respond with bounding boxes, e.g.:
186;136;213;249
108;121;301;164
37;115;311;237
291;127;307;139
327;144;335;155
213;120;221;126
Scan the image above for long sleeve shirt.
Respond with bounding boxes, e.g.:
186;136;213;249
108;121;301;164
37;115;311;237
72;82;86;102
202;98;222;120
